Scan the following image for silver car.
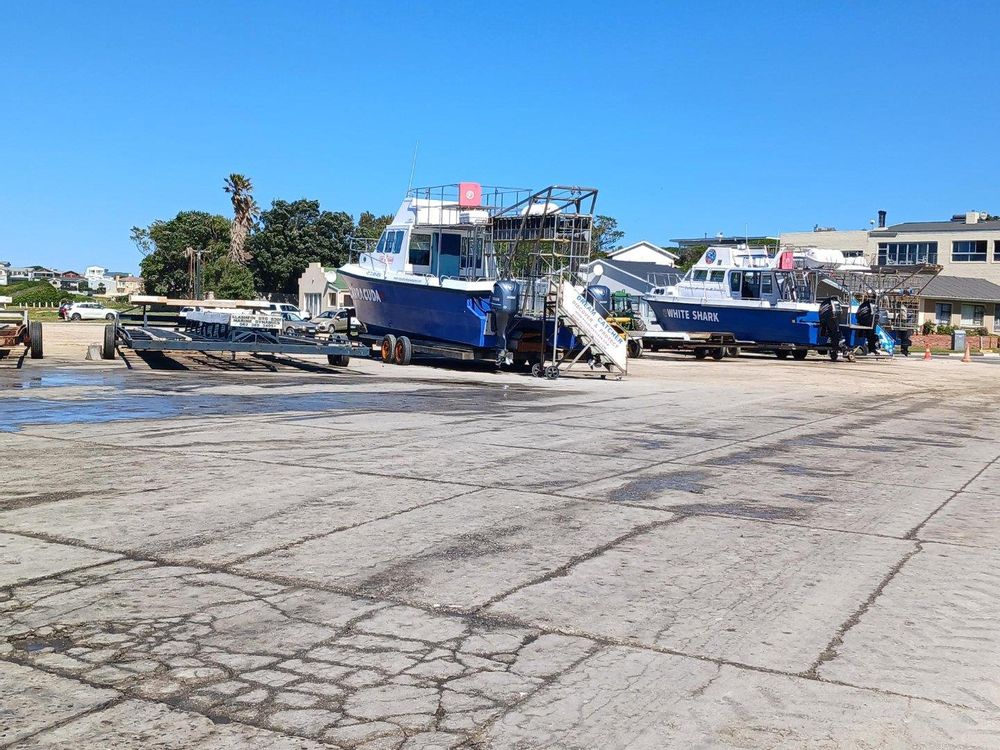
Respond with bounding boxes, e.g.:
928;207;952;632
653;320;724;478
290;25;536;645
279;312;318;336
310;308;358;333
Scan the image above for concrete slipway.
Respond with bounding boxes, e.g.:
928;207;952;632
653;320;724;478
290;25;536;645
1;345;999;749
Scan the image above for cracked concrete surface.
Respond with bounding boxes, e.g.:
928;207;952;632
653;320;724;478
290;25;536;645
2;354;1000;748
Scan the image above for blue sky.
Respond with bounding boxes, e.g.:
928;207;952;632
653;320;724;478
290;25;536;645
2;0;997;272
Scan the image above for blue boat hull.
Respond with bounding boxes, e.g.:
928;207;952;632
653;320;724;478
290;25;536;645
339;269;497;348
647;299;859;347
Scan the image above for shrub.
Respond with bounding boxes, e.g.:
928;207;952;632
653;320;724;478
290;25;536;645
966;327;989;337
921;320;935;335
935;324;955;335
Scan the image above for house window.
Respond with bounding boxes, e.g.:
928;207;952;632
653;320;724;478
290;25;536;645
877;242;938;265
995;241;1000;262
960;304;984;327
934;303;952;324
995;305;1000;332
952;240;987;262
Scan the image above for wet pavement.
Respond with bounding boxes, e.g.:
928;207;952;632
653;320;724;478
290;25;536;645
1;352;999;748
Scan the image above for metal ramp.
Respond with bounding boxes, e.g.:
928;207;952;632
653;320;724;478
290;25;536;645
534;280;627;379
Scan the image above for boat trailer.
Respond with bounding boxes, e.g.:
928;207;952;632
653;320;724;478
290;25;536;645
0;297;43;362
103;296;366;366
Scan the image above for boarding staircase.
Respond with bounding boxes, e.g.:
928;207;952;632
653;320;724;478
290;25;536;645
537;280;627;379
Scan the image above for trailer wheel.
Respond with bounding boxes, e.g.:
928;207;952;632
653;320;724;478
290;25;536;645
627;339;643;358
726;346;741;358
531;363;543;378
775;350;789;359
380;334;397;363
694;347;708;360
105;313;115;320
544;365;560;380
711;348;725;360
792;349;808;361
327;354;350;367
394;336;413;366
828;348;839;362
101;324;116;360
29;321;43;359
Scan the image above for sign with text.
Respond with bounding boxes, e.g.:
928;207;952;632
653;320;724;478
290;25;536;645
559;281;628;371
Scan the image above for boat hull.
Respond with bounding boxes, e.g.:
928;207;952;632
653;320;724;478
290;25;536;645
339;269;497;349
646;298;857;347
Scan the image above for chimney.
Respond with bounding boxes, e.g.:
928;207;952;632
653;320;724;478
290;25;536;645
877;210;886;229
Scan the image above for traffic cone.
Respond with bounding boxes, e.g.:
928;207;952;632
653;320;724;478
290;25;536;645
923;343;932;361
962;340;972;363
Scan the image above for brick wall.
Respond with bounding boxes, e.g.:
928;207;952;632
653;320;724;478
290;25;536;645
912;334;999;351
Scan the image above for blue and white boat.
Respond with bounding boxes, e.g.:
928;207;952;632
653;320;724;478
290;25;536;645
643;244;863;358
338;183;602;364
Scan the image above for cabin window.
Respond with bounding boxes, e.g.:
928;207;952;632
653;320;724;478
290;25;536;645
740;271;761;299
761;274;773;295
692;269;708;281
375;231;388;254
729;272;741;294
709;271;725;283
408;233;431;266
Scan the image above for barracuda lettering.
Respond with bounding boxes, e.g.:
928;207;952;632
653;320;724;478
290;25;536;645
350;287;381;303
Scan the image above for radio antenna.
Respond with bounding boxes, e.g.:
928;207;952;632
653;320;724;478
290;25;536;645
406;140;419;192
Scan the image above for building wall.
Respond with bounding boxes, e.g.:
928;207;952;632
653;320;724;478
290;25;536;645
921;298;999;332
779;230;869;253
874;229;1000;283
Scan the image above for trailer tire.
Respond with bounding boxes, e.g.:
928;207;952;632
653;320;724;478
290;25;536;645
627;339;643;358
29;321;43;359
531;363;543;377
828;348;839;362
327;354;350;367
544;365;560;380
101;324;116;360
694;347;708;360
393;336;412;366
792;349;808;361
711;348;725;360
105;313;115;320
775;350;789;359
380;334;397;363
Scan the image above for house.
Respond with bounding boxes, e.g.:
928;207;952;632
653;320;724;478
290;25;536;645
0;262;8;286
581;258;682;326
298;263;353;317
780;210;1000;330
605;241;679;267
113;275;144;296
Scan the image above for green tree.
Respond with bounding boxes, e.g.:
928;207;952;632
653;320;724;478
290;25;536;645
77;279;89;292
591;215;625;258
224;174;259;265
137;211;230;297
204;256;256;299
248;199;354;294
355;211;394;240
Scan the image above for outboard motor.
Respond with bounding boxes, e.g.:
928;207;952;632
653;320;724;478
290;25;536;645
490;280;520;359
585;285;611;318
818;297;846;359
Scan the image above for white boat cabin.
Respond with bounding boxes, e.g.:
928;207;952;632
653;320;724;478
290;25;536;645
655;245;809;304
362;196;496;284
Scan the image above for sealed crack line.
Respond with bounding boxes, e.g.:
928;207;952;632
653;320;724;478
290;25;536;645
804;541;924;679
904;452;1000;540
473;515;686;613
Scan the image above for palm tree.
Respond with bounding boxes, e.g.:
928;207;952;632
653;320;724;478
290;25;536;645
224;173;259;264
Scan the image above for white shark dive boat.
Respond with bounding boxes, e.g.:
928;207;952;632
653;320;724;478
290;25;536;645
644;244;864;359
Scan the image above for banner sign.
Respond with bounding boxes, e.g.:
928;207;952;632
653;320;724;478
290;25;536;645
560;281;628;371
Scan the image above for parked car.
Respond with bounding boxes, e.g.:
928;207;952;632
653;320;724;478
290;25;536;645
179;306;203;318
263;302;307;318
65;302;118;321
278;312;318;336
310;308;360;333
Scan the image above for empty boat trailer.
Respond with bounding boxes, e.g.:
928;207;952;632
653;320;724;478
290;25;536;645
103;296;365;365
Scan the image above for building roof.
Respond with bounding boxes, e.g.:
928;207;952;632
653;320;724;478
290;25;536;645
583;259;682;293
875;220;1000;235
669;235;777;248
607;241;679;260
920;275;1000;302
